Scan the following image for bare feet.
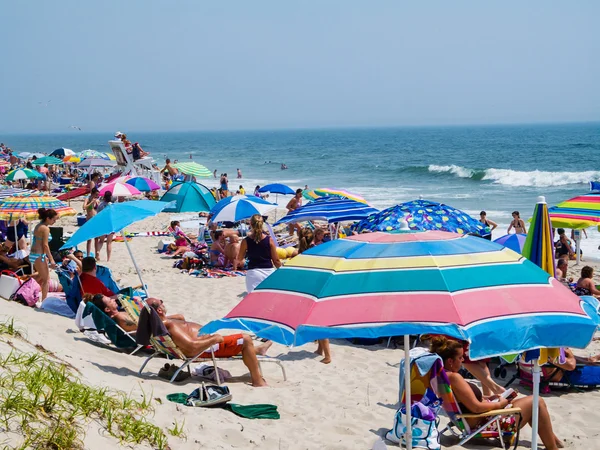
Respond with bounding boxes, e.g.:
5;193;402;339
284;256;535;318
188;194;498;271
314;348;324;356
321;357;331;364
255;340;273;356
252;377;268;387
556;436;565;448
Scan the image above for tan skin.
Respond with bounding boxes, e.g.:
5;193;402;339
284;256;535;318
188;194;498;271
576;269;600;297
97;295;138;332
507;213;527;234
444;347;563;450
224;235;242;269
83;191;99;256
285;192;303;235
31;215;58;300
147;299;271;387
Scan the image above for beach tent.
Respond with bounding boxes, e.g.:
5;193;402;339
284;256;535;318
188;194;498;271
160;181;216;213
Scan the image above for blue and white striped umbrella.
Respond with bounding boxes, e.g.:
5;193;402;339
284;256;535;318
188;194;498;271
0;188;36;202
210;195;277;222
274;197;379;225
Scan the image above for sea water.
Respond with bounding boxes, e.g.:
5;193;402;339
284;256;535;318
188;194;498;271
4;122;600;258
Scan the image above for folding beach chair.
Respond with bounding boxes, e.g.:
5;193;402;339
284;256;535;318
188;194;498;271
136;301;286;384
81;302;138;350
265;222;296;248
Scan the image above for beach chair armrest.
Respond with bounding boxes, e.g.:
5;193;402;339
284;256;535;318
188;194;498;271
457;407;521;419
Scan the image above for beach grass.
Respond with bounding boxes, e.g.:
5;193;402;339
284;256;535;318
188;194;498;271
0;318;179;450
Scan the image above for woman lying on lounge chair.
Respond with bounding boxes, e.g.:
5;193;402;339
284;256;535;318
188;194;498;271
431;336;564;450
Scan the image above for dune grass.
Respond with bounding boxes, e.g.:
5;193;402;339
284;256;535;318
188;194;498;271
0;318;185;449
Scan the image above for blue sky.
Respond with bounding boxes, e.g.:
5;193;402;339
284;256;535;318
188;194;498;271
1;1;599;133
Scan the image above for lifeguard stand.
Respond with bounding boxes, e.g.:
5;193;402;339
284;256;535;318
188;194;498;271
107;140;161;185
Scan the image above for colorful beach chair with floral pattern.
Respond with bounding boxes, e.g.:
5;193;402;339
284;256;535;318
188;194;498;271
400;351;522;449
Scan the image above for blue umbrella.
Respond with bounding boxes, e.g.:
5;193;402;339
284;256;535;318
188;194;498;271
160;182;216;213
352;199;489;236
274;197;378;225
60;200;171;296
258;183;295;195
210;195;277;222
493;234;527;254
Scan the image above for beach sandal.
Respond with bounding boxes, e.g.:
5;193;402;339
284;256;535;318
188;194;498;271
186;382;232;407
158;363;191;382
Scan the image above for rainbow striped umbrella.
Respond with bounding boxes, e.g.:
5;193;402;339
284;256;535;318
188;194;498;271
0;193;76;221
303;188;368;204
548;191;600;229
523;196;555;277
201;231;598;357
173;162;212;178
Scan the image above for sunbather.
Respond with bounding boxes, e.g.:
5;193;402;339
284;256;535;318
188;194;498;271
169;221;192;258
431;336;563;450
146;298;271;387
210;230;226;266
90;294;137;332
80;257;116;297
574;266;600;297
224;234;243;269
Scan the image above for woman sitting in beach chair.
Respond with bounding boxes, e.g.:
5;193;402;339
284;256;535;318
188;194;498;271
431;336;563;450
168;220;196;259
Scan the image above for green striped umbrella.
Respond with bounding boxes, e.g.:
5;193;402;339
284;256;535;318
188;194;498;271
173;162;212;178
5;168;43;181
32;156;64;166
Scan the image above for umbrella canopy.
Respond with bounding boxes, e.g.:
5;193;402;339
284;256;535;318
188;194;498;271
125;176;161;192
5;168;43;181
31;156;64;166
173;162;212;178
493;234;527;254
63;155;81;164
258;183;295;195
210;195;277;222
61;200;171;249
0;193;76;221
0;188;37;202
201;231;599;358
99;182;142;197
17;152;32;158
160;182;216;213
77;158;117;168
548;191;600;229
78;149;111;160
274;197;378;225
49;148;75;157
523;197;555;277
353;199;489;236
304;188;369;204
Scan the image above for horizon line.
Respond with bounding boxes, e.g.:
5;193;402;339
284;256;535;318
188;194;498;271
2;119;599;136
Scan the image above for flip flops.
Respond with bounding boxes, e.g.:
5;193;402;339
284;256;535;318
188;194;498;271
158;363;191;382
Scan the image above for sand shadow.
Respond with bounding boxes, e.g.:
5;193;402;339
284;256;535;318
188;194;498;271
377;401;399;410
274;350;320;362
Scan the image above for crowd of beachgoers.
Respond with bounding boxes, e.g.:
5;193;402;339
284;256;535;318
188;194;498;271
1;134;600;449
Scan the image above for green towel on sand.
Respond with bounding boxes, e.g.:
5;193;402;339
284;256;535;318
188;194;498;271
166;393;279;419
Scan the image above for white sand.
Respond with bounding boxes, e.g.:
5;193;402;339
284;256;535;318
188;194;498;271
1;206;600;449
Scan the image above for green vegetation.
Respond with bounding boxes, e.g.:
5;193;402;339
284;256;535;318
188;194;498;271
0;318;184;449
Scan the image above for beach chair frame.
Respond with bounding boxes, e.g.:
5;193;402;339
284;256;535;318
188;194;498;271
82;302;139;350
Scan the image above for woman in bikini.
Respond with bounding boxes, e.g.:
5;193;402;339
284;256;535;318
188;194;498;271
507;211;527;234
30;208;58;300
431;336;563;450
83;188;99;257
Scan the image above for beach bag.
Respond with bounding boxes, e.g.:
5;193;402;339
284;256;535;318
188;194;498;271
386;389;441;449
11;277;41;307
0;270;22;300
186;383;232;408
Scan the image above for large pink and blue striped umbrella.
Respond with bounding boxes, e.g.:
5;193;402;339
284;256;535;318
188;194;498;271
201;231;599;359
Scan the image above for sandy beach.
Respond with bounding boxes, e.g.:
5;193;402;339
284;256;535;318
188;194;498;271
0;203;599;450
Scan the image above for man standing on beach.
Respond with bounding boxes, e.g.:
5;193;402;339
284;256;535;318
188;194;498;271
285;189;304;235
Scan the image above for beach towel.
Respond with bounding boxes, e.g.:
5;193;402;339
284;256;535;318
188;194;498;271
41;296;76;318
136;306;168;346
246;268;274;293
189;268;246;278
166;390;279;419
82;302;135;348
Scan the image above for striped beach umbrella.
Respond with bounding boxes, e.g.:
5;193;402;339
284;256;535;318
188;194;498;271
0;188;37;202
32;156;64;166
173;162;212;178
78;149;111;160
5;168;43;181
50;148;75;158
274;197;378;225
210;195;277;222
0;193;76;221
303;188;368;204
125;176;161;192
63;155;81;164
99;182;141;197
548;191;600;229
493;233;527;254
201;231;597;355
353;199;489;236
523;196;555;277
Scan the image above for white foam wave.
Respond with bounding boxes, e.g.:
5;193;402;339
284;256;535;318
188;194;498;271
428;165;600;187
428;164;475;178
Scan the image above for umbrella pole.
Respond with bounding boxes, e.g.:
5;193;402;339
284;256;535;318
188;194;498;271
531;359;541;449
404;334;412;450
274;193;278;222
575;232;581;266
121;230;149;297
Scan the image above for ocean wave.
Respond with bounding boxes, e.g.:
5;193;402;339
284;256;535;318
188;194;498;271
426;165;600;187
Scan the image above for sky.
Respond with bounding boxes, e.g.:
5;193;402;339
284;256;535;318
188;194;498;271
1;1;599;133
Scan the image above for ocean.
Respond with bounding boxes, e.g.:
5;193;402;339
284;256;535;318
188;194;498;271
4;122;600;256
